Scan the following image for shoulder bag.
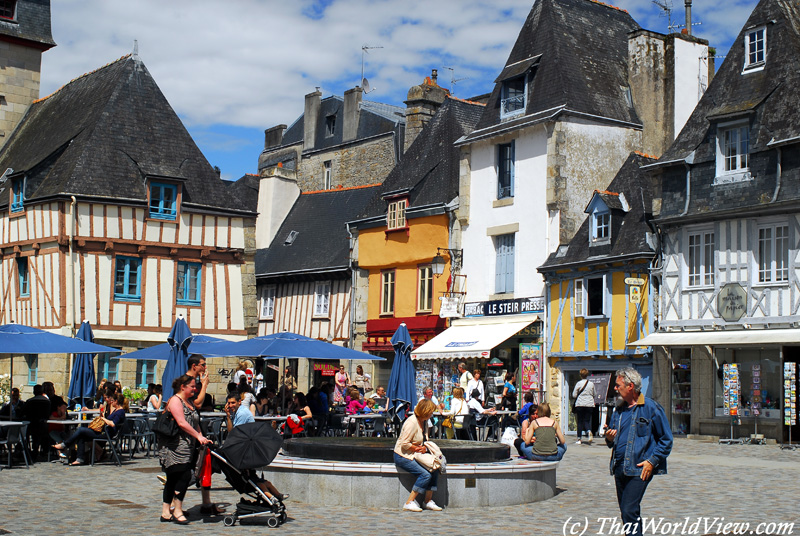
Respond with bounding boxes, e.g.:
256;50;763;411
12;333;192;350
571;380;590;414
153;397;181;439
452;400;465;429
88;415;106;433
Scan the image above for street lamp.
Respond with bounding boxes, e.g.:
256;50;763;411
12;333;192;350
430;247;462;277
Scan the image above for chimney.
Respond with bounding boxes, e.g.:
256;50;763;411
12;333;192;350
256;166;300;249
403;69;449;152
264;124;287;150
343;87;363;143
684;0;692;36
303;88;322;151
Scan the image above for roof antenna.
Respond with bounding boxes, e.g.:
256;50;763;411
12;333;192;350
133;39;139;57
443;67;468;96
361;44;382;94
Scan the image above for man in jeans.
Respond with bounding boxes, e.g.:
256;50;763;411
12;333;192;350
605;368;672;536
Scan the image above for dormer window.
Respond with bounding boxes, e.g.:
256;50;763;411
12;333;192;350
0;1;16;20
744;27;766;71
716;121;750;181
591;211;610;243
501;76;525;117
149;181;178;220
387;198;407;230
10;176;23;213
325;115;336;137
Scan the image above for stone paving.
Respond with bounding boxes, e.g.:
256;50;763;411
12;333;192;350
1;438;799;536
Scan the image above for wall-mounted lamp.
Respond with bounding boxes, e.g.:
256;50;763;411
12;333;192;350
431;247;463;277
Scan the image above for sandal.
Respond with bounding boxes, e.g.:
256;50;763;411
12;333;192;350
200;504;225;516
172;515;190;525
160;516;173;523
54;443;66;451
68;460;82;466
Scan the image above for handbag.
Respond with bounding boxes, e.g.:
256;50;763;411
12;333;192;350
153;401;181;439
441;416;452;428
452;400;465;429
363;376;373;393
87;416;106;433
571;380;591;414
414;441;446;473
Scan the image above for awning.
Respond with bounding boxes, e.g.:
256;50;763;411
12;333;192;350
629;328;800;347
494;55;541;83
410;315;537;360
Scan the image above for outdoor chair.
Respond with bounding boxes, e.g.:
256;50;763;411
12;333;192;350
0;423;30;469
476;415;500;442
136;417;156;457
116;419;150;459
454;414;477;441
362;416;386;437
207;418;226;447
91;427;122;466
322;413;347;437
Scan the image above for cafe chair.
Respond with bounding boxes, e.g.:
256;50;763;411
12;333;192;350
91;427;122;466
0;423;30;469
476;415;500;442
455;414;477;441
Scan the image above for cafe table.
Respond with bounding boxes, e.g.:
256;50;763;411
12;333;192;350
348;413;387;437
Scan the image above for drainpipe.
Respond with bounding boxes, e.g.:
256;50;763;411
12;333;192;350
679;162;691;217
67;196;77;335
346;222;357;352
770;146;782;203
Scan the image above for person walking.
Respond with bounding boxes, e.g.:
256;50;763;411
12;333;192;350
604;367;672;536
572;368;596;444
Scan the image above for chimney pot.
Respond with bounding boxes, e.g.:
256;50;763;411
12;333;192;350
431;69;438;83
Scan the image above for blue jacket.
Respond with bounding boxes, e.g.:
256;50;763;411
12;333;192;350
606;394;672;477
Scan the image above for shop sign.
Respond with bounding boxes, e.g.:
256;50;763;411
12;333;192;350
515;323;542;338
464;296;544;317
439;296;461;318
313;363;337;376
625;277;645;286
717;282;747;322
520;343;542;391
629;286;641;304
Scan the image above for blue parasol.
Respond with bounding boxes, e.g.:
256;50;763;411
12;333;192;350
67;321;98;403
202;331;384;360
386;323;417;414
161;317;193;399
117;335;230;361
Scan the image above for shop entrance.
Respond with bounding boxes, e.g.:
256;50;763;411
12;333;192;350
562;369;616;436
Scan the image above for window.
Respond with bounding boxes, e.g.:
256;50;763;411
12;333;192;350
381;270;395;315
10;177;23;213
260;286;276;319
718;124;749;174
25;354;37;385
497;142;515;199
586;275;607;317
758;224;789;283
114;256;142;301
495;233;515;294
744;27;766;69
323;161;332;189
136;360;158;388
0;1;16;20
417;265;433;312
176;262;201;305
17;257;29;297
574;279;585;317
592;211;610;243
501;76;525;117
98;354;120;383
314;281;331;317
714;349;779;419
687;231;715;287
325;114;336;137
149;182;178;220
387;199;407;230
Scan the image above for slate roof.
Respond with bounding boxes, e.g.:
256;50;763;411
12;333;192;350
0;0;56;49
461;0;641;144
227;174;260;213
655;0;800;219
355;97;484;222
255;185;380;277
539;152;656;271
0;55;252;215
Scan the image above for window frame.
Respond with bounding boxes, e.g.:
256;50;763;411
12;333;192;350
176;261;202;306
574;278;585;318
17;257;29;298
686;228;716;288
380;270;396;316
715;121;750;181
136;359;158;388
10;176;24;213
148;181;178;221
114;256;143;302
98;354;120;383
497;141;515;200
494;233;515;294
323;160;332;190
744;26;766;71
591;210;611;244
386;198;408;231
25;354;37;385
259;285;276;320
584;274;608;319
417;265;434;313
0;1;16;21
500;75;526;118
756;222;789;285
313;281;332;318
325;114;336;137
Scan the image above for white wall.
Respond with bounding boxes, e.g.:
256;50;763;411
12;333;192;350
673;38;709;138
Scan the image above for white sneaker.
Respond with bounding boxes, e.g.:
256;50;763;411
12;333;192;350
586;432;593;444
575;440;583;444
403;501;422;512
424;500;442;511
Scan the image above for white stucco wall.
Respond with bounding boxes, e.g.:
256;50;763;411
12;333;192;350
673;38;708;137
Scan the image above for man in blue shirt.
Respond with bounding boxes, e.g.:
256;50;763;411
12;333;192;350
605;368;672;536
225;393;254;428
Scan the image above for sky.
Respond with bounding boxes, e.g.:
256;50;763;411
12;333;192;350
40;0;760;182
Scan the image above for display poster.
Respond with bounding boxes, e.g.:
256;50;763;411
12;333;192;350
414;360;455;409
588;373;613;405
784;362;797;426
722;363;740;416
520;343;542;391
750;363;761;416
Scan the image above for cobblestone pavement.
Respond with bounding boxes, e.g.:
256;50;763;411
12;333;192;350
1;438;799;536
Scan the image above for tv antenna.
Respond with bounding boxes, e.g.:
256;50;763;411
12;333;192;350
652;0;675;31
443;67;468;96
361;44;382;94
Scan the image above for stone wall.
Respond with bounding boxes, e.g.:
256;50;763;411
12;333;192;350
296;135;397;191
241;219;259;337
0;41;42;149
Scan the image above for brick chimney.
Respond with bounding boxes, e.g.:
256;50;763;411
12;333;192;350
343;86;363;143
404;69;449;152
303;88;322;151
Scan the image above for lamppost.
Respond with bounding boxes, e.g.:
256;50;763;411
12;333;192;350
430;247;462;277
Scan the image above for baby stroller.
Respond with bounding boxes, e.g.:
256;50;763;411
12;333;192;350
211;421;287;528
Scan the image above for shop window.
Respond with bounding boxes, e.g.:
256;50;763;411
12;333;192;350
98;354;120;383
714;348;780;419
757;224;789;283
381;270;395;315
314;281;331;317
744;27;766;70
260;285;276;319
136;359;158;388
500;76;525;117
10;176;24;213
687;229;715;287
417;265;433;312
387;199;407;230
494;233;515;294
497;141;515;199
114;256;142;301
149;182;178;220
17;257;29;297
25;354;37;385
176;262;201;305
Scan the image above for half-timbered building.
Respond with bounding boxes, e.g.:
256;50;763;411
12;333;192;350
0;54;257;396
638;0;800;440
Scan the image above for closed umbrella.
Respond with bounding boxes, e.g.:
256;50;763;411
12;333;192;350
67;321;98;405
386;323;417;416
220;421;283;470
161;317;193;399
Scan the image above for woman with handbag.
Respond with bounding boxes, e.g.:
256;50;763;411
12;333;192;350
572;368;596;444
394;398;443;512
447;387;470;440
54;392;126;466
157;374;212;525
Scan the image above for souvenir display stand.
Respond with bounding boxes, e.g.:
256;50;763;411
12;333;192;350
781;362;797;450
719;363;743;445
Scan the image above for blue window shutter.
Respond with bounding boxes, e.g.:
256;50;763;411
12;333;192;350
506;235;515;292
495;237;504;293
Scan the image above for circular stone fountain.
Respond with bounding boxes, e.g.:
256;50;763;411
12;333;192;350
262;437;558;508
